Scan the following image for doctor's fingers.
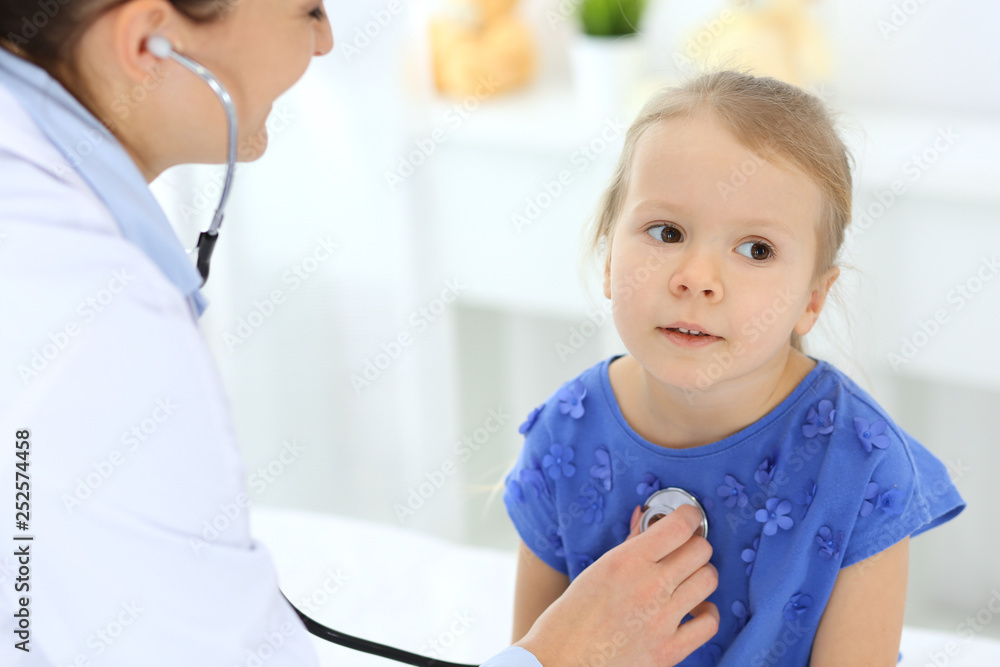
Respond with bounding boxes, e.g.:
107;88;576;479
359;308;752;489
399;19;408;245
664;600;721;664
631;503;705;562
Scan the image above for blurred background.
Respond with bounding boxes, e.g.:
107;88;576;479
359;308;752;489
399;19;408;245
152;0;999;646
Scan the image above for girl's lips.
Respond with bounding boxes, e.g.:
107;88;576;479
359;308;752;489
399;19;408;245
658;327;722;347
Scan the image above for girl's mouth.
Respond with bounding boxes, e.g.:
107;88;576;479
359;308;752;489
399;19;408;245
659;327;722;347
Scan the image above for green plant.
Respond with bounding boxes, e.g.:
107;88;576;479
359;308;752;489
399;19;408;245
578;0;647;37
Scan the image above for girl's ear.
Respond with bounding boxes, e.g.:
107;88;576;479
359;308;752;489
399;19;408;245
794;266;840;336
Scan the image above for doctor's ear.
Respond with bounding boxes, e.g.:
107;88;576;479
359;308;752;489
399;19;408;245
98;0;188;83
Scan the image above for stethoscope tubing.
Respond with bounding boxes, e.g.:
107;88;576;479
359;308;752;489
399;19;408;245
281;591;478;667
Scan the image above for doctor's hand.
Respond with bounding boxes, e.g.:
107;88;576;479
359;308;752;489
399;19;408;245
513;504;719;667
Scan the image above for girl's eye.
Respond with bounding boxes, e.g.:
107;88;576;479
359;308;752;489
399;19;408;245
647;224;682;243
309;5;325;20
736;240;776;262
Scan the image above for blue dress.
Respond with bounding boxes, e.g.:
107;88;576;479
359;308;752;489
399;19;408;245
503;355;965;666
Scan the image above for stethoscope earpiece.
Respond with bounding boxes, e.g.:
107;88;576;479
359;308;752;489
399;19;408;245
142;32;237;285
147;34;174;59
639;487;709;539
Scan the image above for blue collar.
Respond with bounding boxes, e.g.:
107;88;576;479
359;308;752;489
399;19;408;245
0;47;209;318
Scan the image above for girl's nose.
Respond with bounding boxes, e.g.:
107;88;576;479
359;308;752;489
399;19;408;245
668;249;723;302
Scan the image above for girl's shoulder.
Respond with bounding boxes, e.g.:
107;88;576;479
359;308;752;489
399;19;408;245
515;355;617;438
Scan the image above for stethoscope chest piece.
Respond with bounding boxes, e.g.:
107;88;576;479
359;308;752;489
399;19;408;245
639;487;709;539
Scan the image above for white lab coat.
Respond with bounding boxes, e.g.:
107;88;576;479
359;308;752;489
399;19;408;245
0;79;320;665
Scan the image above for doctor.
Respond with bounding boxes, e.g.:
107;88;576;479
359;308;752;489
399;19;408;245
0;1;719;665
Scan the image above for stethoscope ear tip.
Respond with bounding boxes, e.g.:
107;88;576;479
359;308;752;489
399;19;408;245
147;34;174;59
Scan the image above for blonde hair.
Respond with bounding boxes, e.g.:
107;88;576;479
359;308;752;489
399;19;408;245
584;68;855;354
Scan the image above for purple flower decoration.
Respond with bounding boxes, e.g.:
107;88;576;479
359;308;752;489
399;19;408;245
854;417;891;454
878;488;905;515
542;443;576;480
803;399;836;438
731;600;749;632
580;494;604;524
794;480;817;519
506;478;524;503
717;474;749;508
518;404;544;435
783;592;812;621
816;526;843;560
590;446;612;492
754;453;778;488
557;380;587;419
741;537;759;576
519;455;550;499
860;482;879;517
755;498;794;536
637;473;661;497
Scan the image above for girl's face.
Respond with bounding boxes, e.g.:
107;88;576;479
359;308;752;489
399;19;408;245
603;111;837;395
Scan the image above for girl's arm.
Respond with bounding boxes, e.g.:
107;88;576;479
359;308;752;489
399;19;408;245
810;536;910;666
511;539;570;643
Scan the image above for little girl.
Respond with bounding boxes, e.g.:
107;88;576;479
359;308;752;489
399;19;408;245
502;70;965;666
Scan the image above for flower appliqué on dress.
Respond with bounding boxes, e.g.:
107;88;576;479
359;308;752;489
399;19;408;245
590;446;612;492
860;482;879;517
741;537;759;576
854;416;891;454
731;600;749;632
803;399;836;438
754;452;778;490
794;479;817;519
717;474;749;508
637;473;661;497
518;404;544;435
543;443;576;480
580;493;604;524
816;526;843;560
755;498;794;536
783;593;812;622
877;487;905;515
557;379;587;419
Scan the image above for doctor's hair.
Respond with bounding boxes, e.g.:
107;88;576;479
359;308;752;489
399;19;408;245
0;0;232;81
581;68;860;358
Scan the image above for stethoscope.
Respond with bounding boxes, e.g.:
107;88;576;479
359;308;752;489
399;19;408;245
145;33;712;665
